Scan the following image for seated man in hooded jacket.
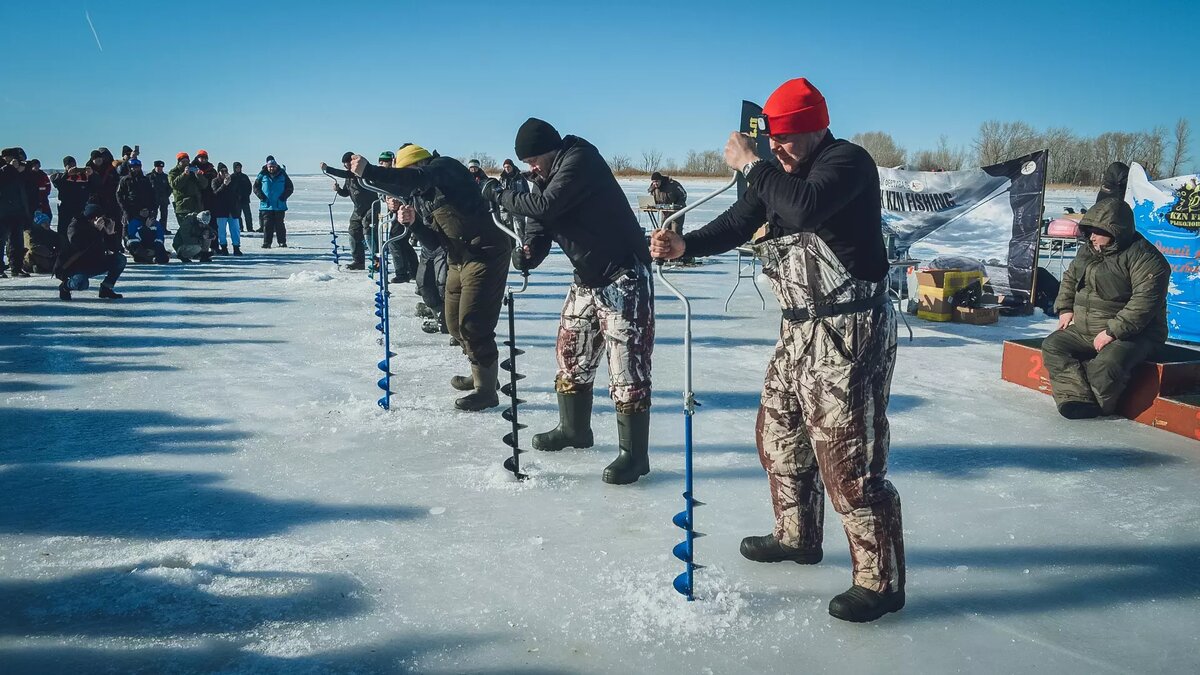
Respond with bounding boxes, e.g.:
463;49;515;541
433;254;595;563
1041;198;1170;419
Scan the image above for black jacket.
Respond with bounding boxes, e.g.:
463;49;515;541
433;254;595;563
498;135;650;287
148;170;172;203
0;164;32;220
52;170;92;225
210;174;241;218
327;166;380;217
117;173;157;220
683;133;887;282
230;172;253;203
56;216;111;276
361;156;510;264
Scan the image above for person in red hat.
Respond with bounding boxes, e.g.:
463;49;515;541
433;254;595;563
650;77;905;623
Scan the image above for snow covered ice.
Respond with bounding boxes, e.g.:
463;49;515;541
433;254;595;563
1;176;1198;673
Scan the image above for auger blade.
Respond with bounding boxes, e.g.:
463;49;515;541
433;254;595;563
501;408;528;423
499;383;523;397
502;433;528;450
672;572;692;597
377;398;389;410
377;360;391;372
377;377;393;391
672;511;691;530
375;322;384;332
501;343;526;354
502;456;528;480
375;309;384;318
387;351;397;358
672;540;692;563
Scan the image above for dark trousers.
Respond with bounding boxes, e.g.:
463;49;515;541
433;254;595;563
444;254;509;367
1;215;28;272
349;213;367;264
387;223;418;281
240;201;254;231
156;201;170;227
260;211;286;246
417;245;448;312
66;253;127;290
1042;328;1158;414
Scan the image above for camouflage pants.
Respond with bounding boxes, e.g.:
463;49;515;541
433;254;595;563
556;263;654;413
756;303;905;593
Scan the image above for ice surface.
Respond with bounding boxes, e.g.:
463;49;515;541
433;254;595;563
1;176;1197;673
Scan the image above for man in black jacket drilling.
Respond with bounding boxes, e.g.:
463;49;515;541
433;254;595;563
481;118;655;486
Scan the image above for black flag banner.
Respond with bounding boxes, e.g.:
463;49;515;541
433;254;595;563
881;150;1048;303
738;101;774;200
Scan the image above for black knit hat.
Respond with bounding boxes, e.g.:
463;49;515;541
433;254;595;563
514;117;562;160
341;151;354;164
650;172;664;182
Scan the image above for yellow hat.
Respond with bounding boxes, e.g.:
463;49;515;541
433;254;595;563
394;143;432;168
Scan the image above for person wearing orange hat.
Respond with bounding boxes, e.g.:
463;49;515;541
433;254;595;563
650;78;904;623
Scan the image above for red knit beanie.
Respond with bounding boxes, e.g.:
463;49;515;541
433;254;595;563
762;78;829;135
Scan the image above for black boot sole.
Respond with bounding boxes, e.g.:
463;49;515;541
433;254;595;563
828;590;905;623
740;537;824;564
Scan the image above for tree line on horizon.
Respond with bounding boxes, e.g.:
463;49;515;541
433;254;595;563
556;118;1194;183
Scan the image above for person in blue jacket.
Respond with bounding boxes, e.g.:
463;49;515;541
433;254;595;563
252;157;294;248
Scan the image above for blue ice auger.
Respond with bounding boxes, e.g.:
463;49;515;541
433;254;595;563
359;177;405;410
320;167;343;267
656;175;738;601
490;210;530;479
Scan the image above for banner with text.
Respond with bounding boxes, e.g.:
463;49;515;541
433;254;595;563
880;150;1047;302
1126;163;1200;343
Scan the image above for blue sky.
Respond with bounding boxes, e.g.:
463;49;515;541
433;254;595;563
2;1;1196;174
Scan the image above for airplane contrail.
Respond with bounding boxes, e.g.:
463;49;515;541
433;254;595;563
85;10;103;52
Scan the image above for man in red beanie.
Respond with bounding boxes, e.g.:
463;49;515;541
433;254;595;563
650;78;904;622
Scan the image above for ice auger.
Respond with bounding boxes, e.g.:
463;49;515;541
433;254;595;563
319;167;343;267
491;209;530;480
655;175;738;600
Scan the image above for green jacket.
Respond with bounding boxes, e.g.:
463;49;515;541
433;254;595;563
171;169;208;216
1054;198;1169;343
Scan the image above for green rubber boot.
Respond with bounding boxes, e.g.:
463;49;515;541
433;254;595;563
603;410;650;485
532;392;594;451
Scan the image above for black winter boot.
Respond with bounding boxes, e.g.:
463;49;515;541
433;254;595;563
450;373;474;391
532;393;594;452
739;534;823;564
603;409;650;485
232;246;242;256
455;362;499;411
98;284;123;299
828;585;905;623
58;281;71;301
347;261;365;270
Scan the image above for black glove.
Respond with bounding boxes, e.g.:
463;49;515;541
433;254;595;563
480;178;502;204
511;246;530;271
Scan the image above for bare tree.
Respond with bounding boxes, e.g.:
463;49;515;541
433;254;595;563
1170;118;1192;176
459;152;500;173
911;135;967;171
608;154;634;174
680;149;725;175
850;131;905;167
640;149;664;173
973;121;1039;165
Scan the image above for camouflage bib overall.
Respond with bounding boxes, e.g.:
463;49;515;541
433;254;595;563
752;231;905;593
